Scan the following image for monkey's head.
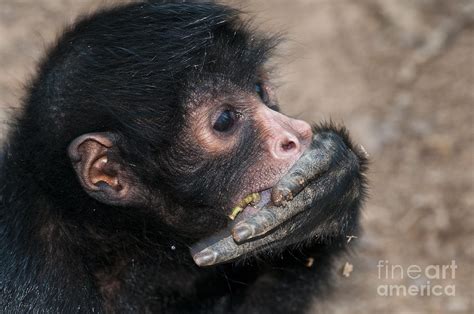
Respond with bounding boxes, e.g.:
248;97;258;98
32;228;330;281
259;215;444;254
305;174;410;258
20;2;312;241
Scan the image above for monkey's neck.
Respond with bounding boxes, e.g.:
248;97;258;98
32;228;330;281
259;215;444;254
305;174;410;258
0;177;200;311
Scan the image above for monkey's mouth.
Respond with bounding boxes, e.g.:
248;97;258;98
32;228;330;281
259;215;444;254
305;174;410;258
190;189;273;255
228;189;273;223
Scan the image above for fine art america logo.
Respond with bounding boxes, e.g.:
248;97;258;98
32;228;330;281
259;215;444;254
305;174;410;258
377;260;457;297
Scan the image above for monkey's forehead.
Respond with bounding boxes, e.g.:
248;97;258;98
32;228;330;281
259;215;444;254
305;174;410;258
44;2;278;88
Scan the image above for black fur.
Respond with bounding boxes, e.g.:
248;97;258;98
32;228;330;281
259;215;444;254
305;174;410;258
0;1;367;313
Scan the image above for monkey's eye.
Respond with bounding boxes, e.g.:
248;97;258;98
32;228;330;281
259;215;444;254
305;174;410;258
255;82;269;103
213;110;238;133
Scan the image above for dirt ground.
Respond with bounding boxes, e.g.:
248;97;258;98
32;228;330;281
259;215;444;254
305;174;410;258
0;1;473;313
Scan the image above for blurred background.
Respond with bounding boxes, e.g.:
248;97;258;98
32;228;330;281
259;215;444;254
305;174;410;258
0;0;472;313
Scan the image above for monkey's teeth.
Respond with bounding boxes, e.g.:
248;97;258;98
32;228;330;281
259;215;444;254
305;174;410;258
229;193;260;220
228;206;244;220
228;190;272;220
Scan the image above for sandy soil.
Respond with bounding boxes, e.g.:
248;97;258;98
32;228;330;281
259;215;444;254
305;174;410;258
1;1;473;313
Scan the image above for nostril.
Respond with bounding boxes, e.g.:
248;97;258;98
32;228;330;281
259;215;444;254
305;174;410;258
281;140;296;152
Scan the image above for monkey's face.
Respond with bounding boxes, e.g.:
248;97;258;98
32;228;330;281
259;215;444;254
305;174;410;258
67;75;312;238
158;77;313;233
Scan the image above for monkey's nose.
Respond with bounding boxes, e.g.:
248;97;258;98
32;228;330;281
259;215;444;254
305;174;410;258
272;131;304;160
261;107;313;160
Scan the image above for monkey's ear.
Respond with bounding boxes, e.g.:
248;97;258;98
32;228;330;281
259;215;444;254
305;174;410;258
68;132;142;206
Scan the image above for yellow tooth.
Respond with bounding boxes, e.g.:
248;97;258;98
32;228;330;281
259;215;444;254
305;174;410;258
228;193;261;220
249;193;261;206
228;206;244;220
